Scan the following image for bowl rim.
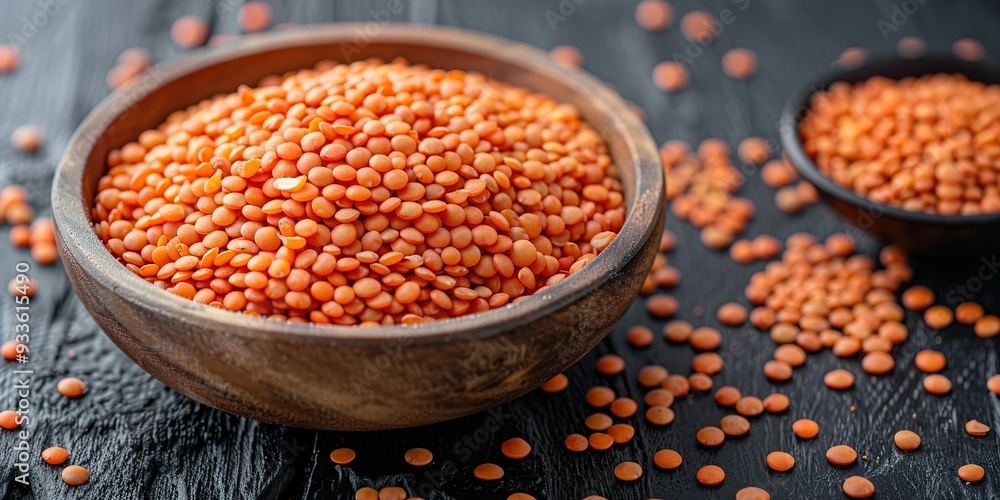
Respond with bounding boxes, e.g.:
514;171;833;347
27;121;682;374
779;53;1000;227
52;23;663;344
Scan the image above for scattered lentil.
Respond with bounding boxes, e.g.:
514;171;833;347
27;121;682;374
923;374;953;395
596;355;626;376
42;447;69;465
653;449;682;469
62;465;89;486
626;325;654;347
404;447;433;466
974;315;1000;338
762;393;789;413
239;1;273;32
680;11;718;43
696;465;725;486
722;49;758;81
955;302;985;325
696;426;725;447
0;45;18;73
541;374;569;393
550;45;583;68
170;15;209;48
501;438;531;459
473;463;504;481
614;461;642;481
330;448;356;465
826;445;857;466
766;451;794;472
824;369;855;390
959;464;985;482
11;125;42;153
57;377;86;398
842;476;875;498
953;38;986;62
965;419;990;437
635;0;674;31
717;302;748;326
894;430;921;450
565;434;588;452
924;305;954;329
720;415;750;436
792;419;819;439
736;487;771;500
914;350;946;373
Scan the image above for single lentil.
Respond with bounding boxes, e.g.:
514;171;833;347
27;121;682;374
792;419;819;439
959;464;985;482
696;465;725;486
843;476;875;498
965;419;990;437
614;461;642;481
826;445;857;466
894;430;921;450
62;465;89;486
404;448;433;466
501;438;531;459
653;449;682;469
766;451;794;472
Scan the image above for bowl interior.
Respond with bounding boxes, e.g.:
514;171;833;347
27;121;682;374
55;24;663;344
779;54;1000;227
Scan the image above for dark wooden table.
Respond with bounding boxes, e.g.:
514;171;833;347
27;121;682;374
1;1;999;498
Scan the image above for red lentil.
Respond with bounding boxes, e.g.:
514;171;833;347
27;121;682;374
550;45;583;68
736;487;770;500
588;432;614;451
171;15;209;49
792;419;819;439
955;302;985;325
975;315;1000;338
766;451;794;471
635;0;674;31
62;465;89;486
689;327;721;351
637;365;669;387
953;38;985;62
609;397;638;418
914;350;946;373
0;410;22;429
356;488;378;500
626;325;654;347
652;62;689;93
501;437;531;459
404;447;433;466
596;355;626;376
653;449;682;469
897;36;927;58
763;360;792;382
923;374;952;395
861;351;894;375
645;405;675;426
607;423;635;444
540;374;569;393
824;369;855;390
717;302;747;326
330;448;356;465
57;377;86;398
924;305;954;329
735;396;764;417
644;388;674;407
586;386;615;407
720;415;750;436
93;59;623;324
473;463;504;481
0;45;18;73
239;1;273;32
843;476;875;498
696;426;725;447
989;374;1000;395
688;372;713;391
691;353;723;375
715;386;741;407
762;393;789;413
696;465;725;486
959;464;985;482
774;344;806;367
564;434;588;452
11;125;42;153
1;341;23;361
826;445;857;466
965;419;990;437
585;413;613;431
42;447;69;465
837;47;869;70
646;294;678;318
894;430;921;450
680;11;718;43
663;320;692;342
614;461;642;481
722;49;758;81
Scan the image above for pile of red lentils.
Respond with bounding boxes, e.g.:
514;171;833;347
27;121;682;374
800;73;1000;215
91;59;624;325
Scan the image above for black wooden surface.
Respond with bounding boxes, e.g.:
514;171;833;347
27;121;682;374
1;0;999;498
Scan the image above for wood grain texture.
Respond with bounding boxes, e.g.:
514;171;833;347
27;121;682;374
1;0;999;498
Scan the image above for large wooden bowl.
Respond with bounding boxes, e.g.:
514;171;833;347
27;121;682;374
52;24;664;430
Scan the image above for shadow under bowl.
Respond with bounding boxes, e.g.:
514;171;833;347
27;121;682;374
779;55;1000;258
51;24;664;430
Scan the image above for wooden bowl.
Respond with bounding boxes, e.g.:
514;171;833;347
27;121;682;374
780;55;1000;258
52;24;664;430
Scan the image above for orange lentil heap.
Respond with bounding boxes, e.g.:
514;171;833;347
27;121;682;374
799;73;1000;215
745;234;912;375
660;139;754;250
91;59;625;325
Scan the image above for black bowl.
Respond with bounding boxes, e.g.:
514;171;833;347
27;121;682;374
779;55;1000;258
